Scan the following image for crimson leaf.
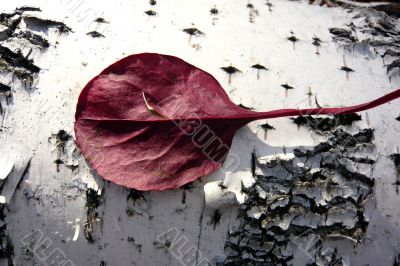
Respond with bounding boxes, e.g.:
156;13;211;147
75;53;400;190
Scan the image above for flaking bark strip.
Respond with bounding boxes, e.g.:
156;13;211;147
84;188;104;243
219;128;375;265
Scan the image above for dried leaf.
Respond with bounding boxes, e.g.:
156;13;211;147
75;53;400;190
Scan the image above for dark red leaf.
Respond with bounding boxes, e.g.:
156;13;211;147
75;53;400;191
